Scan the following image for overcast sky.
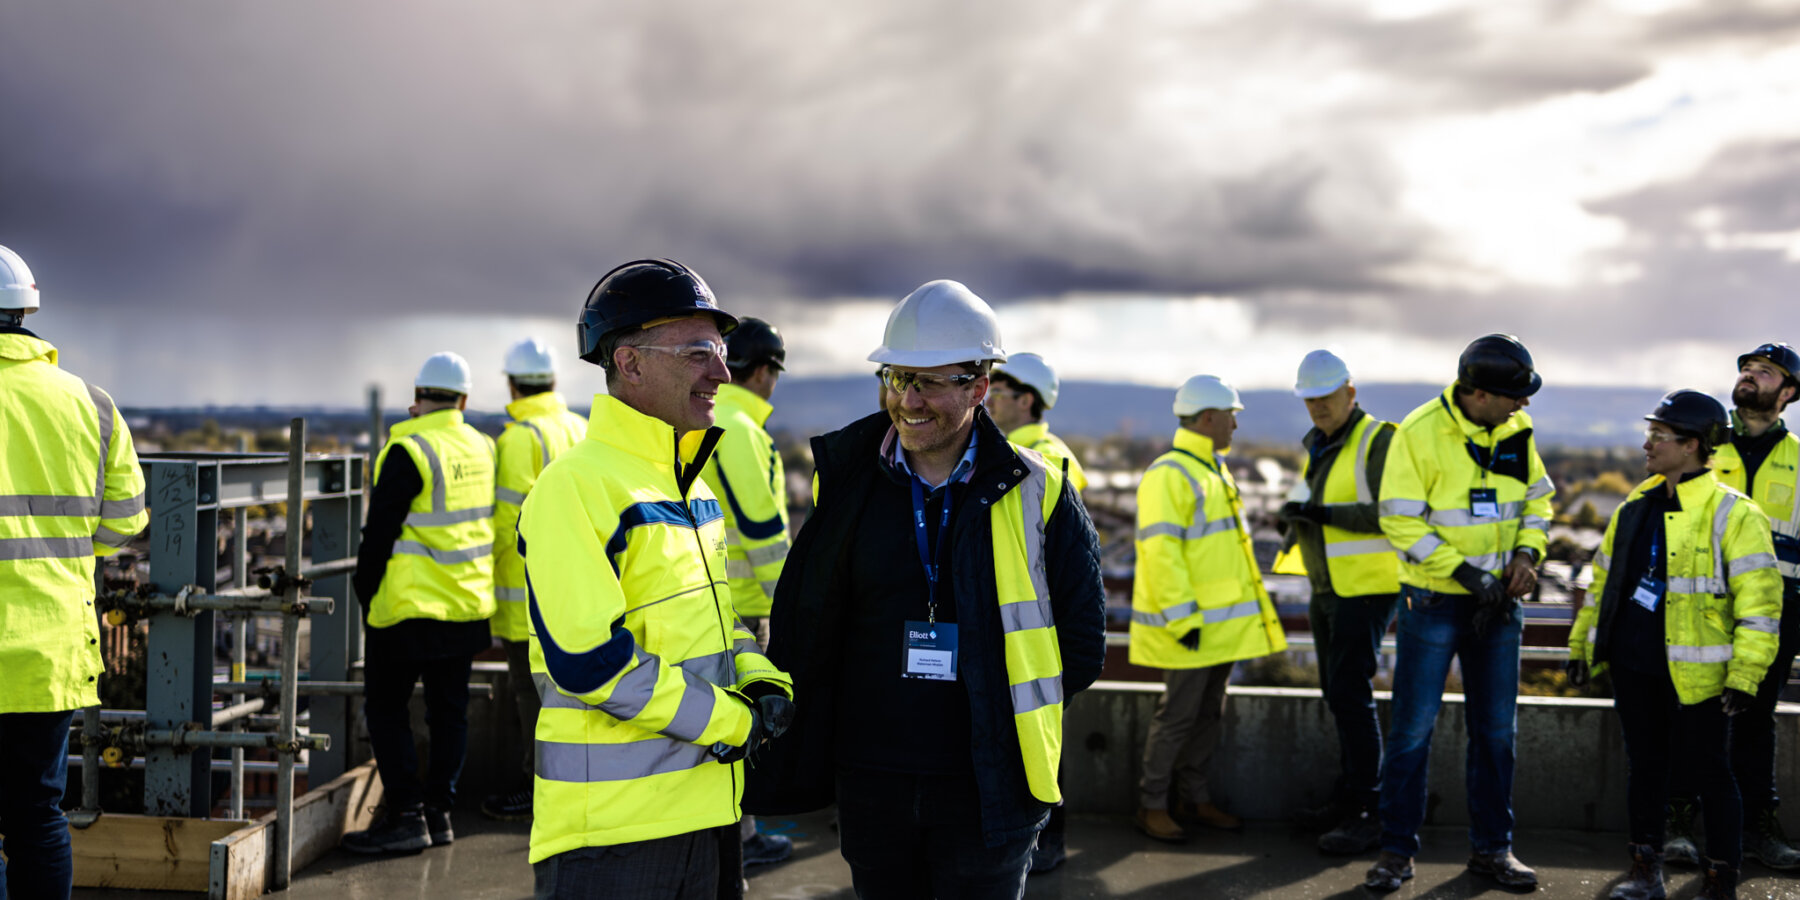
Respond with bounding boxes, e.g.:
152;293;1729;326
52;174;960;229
3;0;1798;409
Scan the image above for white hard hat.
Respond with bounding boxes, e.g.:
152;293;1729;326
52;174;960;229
1173;374;1243;416
867;280;1007;368
0;245;40;312
1294;349;1351;399
503;337;557;384
994;352;1059;410
416;351;473;395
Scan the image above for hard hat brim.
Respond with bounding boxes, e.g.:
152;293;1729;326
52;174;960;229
1293;378;1348;400
867;346;1008;367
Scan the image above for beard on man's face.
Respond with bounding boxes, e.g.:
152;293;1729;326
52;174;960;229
1734;378;1781;414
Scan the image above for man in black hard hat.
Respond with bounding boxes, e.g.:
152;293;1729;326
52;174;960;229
1665;343;1800;873
517;260;795;899
1366;334;1554;893
698;317;797;869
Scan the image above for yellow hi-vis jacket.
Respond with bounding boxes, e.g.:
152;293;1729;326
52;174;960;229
1007;421;1089;492
1130;428;1288;669
699;383;788;618
1;332;147;714
492;391;587;642
1711;417;1800;583
1275;410;1400;596
1569;471;1782;704
368;410;496;628
520;394;793;862
1379;385;1554;593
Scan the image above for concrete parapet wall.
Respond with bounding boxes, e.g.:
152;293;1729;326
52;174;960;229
1062;681;1800;834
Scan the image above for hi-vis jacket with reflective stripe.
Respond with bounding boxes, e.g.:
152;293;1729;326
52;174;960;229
520;394;792;862
1;331;147;714
1711;419;1800;584
1007;421;1089;493
1568;471;1781;704
699;383;788;618
367;410;496;629
1130;428;1288;669
1379;385;1554;594
1286;408;1400;598
491;392;587;642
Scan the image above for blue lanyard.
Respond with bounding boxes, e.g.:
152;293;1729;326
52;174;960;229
910;477;954;622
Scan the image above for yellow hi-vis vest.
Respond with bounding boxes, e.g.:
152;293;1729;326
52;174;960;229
1313;413;1400;596
700;383;789;618
1129;428;1288;669
1007;421;1089;492
1;332;148;714
990;445;1070;803
1710;422;1800;582
1569;472;1782;704
369;410;496;628
492;392;587;642
521;394;793;861
1379;385;1554;593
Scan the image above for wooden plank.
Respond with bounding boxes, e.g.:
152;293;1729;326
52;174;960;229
210;759;382;900
71;813;249;892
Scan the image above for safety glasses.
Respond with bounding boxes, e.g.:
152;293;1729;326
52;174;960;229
879;366;981;398
633;340;726;367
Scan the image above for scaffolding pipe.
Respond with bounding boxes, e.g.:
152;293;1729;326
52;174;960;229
116;588;334;616
141;728;329;752
212;697;267;728
69;754;309;776
275;416;304;891
212;679;494;700
300;557;357;581
231;504;250;820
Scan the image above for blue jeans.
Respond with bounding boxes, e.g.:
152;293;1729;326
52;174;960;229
1379;586;1521;857
0;710;77;900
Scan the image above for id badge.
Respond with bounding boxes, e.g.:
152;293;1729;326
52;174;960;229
902;620;958;681
1469;488;1500;519
1631;575;1663;612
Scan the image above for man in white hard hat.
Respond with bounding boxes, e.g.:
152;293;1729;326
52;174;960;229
480;338;587;823
747;280;1107;899
345;351;497;854
1130;375;1288;842
0;244;147;899
987;352;1088;494
1276;350;1399;855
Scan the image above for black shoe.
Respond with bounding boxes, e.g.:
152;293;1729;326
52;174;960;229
742;831;792;866
1700;860;1738;900
424;807;453;847
1363;851;1414;892
342;808;430;855
1029;831;1067;875
1744;807;1800;871
1664;798;1701;869
480;788;533;822
1319;809;1381;855
1609;842;1665;900
1468;849;1539;892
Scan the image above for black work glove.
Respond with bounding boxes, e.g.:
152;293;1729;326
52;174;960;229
1177;628;1201;652
1722;688;1756;717
1564;659;1590;688
756;694;796;740
711;701;764;764
1454;562;1510;636
1278;502;1329;525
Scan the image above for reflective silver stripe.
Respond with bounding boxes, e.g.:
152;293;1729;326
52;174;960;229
744;538;790;567
1773;517;1800;539
1381;499;1427;518
496;487;527;505
1146;459;1205;509
86;382;115;509
1465;552;1504;573
1593;551;1611;574
595;654;661;720
1001;597;1054;633
1587;626;1597;645
759;579;780;597
1525;476;1554;501
1669;576;1728;595
1738;616;1780;634
1350;420;1379;504
726;559;755;580
406;505;494;527
1427;503;1523;527
1137;522;1185;541
1403;533;1443;564
1193;516;1238;538
391;540;492;564
100;492;145;519
724;526;742;545
0;495;99;517
663;668;718;744
1522;515;1551;532
0;536;92;560
1325;537;1396;558
536;736;711;783
495;586;527;603
1201;599;1263;625
1011;676;1063;714
679;649;735;687
1015;449;1057;632
1728;552;1778;579
1132;600;1201;628
522;421;551;469
1782;560;1800;580
94;526;133;549
1711;494;1737;588
408;435;448;513
1668;644;1734;664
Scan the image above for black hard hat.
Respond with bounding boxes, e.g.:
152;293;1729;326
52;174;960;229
577;259;738;366
1457;333;1541;399
1645;389;1729;449
1737;342;1800;382
726;317;786;372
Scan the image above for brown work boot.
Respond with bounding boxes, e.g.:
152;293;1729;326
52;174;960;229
1608;843;1665;900
1173;798;1243;831
1135;806;1188;843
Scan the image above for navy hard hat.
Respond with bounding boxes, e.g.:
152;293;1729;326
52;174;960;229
1645;389;1729;449
1737;342;1800;382
726;317;786;372
1457;333;1541;399
576;259;738;367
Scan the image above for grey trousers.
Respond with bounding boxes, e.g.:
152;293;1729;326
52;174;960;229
1138;662;1234;809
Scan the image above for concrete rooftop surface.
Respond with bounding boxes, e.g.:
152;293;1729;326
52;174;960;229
75;810;1800;900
